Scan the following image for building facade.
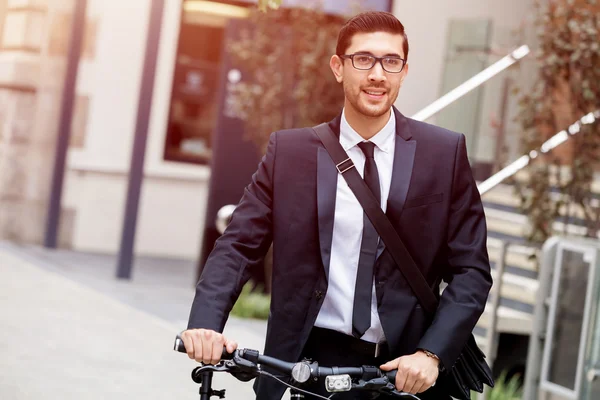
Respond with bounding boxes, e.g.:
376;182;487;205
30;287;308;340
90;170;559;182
0;0;535;259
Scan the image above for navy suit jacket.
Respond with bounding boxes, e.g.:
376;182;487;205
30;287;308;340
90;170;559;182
187;107;492;399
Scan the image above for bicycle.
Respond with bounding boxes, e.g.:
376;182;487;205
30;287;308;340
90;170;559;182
174;334;420;400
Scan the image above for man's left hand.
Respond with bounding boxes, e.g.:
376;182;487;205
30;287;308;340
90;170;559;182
380;350;439;394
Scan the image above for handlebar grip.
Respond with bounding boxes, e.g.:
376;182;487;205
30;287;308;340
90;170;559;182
173;334;234;360
222;347;234;360
174;335;187;353
385;369;397;382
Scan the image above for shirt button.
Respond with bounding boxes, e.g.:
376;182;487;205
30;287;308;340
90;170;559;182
314;290;324;300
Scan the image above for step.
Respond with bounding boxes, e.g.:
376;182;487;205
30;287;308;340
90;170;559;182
487;238;538;272
492;271;538;306
476;305;533;335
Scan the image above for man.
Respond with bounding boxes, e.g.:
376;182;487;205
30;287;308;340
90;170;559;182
182;11;492;400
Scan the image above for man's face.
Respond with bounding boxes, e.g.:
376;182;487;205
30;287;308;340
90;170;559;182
330;31;408;118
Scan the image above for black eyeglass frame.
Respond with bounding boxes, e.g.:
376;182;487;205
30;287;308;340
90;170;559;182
340;53;406;73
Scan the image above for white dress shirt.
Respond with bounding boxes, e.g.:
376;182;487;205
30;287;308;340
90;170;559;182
314;108;396;343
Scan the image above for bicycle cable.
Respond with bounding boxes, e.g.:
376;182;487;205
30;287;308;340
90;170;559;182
258;370;336;400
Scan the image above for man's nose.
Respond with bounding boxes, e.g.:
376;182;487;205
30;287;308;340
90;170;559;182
368;61;387;82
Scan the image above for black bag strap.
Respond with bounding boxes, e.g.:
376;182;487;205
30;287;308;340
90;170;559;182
312;123;439;314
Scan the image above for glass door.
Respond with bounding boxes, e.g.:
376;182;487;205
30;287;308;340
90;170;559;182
582;252;600;400
540;243;598;399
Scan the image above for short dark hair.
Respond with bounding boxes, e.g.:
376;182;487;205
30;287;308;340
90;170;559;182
336;11;409;62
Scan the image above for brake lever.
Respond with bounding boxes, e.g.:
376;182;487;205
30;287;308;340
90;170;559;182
229;352;260;382
353;377;419;399
192;363;233;375
384;390;420;399
191;363;232;385
379;386;420;399
353;376;391;391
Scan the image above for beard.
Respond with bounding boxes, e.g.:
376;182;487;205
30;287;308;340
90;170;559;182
343;81;396;118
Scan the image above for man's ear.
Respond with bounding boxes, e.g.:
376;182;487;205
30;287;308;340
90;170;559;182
330;55;344;83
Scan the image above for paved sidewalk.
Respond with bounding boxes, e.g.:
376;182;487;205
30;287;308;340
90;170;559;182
0;242;269;400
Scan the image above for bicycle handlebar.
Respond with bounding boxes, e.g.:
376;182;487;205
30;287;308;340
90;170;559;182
174;334;398;383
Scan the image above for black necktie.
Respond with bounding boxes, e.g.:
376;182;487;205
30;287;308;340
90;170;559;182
352;142;381;338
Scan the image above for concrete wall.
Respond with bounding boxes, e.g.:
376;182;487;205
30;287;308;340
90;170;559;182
63;0;210;259
393;0;535;164
62;0;536;259
0;0;75;246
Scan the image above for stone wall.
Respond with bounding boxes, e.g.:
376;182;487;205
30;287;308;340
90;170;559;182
0;0;80;245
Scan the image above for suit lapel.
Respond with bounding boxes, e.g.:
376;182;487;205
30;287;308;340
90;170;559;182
316;116;342;279
380;108;416;253
317;148;338;280
387;109;416;218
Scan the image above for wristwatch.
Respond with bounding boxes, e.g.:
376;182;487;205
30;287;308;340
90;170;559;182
420;349;439;360
418;348;445;373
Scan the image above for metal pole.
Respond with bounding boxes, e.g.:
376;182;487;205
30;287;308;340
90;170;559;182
199;371;213;400
44;0;87;248
116;0;165;279
523;238;561;400
486;241;506;369
480;240;507;400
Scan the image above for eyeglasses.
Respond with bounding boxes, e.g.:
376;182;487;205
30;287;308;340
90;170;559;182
340;53;406;73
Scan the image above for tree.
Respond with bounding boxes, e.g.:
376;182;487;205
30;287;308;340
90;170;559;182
515;0;600;244
223;4;349;291
226;5;347;153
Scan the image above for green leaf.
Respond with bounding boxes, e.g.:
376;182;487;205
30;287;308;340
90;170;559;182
231;283;271;320
584;88;596;100
486;371;523;400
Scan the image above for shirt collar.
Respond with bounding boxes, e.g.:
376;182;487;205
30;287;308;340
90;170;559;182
340;108;396;154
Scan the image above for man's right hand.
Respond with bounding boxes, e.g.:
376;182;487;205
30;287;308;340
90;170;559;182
180;329;238;364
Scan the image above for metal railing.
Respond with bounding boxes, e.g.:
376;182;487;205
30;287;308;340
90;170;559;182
411;46;530;122
478;239;510;400
478;110;600;196
523;236;600;400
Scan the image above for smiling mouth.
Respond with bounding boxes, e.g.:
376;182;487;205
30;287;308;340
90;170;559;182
363;89;387;97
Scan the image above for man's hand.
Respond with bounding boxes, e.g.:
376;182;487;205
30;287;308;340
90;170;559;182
380;350;439;394
180;329;238;364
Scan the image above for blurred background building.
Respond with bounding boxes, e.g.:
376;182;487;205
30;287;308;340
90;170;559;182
0;0;534;259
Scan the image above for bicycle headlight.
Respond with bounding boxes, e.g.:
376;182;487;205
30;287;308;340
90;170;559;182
291;362;311;383
325;374;352;392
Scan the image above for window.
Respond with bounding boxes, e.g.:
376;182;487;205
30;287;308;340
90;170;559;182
163;0;250;164
436;19;492;179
